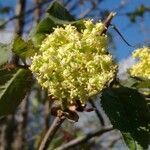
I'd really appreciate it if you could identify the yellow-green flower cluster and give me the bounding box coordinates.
[130,47,150,80]
[30,20,116,102]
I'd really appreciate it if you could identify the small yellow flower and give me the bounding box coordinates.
[30,20,116,102]
[130,47,150,80]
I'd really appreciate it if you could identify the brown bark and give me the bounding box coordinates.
[33,0,41,25]
[1,1,27,149]
[11,0,26,64]
[0,124,5,150]
[44,100,50,131]
[56,126,113,150]
[13,95,29,150]
[1,116,16,150]
[11,1,27,150]
[39,116,66,150]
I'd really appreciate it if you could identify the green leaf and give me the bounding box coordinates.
[30,1,84,47]
[30,17,56,46]
[0,6,12,14]
[127,5,150,23]
[120,77,138,88]
[12,36,36,58]
[101,86,150,149]
[0,43,10,66]
[120,76,150,89]
[0,68,32,117]
[136,80,150,89]
[122,133,143,150]
[46,1,74,21]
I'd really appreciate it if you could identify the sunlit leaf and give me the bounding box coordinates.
[30,1,84,47]
[0,43,11,66]
[46,1,74,21]
[12,36,37,58]
[120,76,150,89]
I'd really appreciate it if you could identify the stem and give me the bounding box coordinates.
[89,99,105,126]
[10,0,27,64]
[0,0,49,28]
[13,94,29,149]
[102,12,116,35]
[110,24,133,47]
[38,115,66,150]
[56,126,113,150]
[33,0,41,25]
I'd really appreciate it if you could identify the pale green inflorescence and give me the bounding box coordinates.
[130,47,150,80]
[30,20,116,102]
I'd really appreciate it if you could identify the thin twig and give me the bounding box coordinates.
[107,137,121,148]
[10,0,26,64]
[89,99,105,126]
[55,126,113,150]
[0,0,49,28]
[102,12,116,35]
[38,115,66,150]
[110,24,134,47]
[103,12,116,28]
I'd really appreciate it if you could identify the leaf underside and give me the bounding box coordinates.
[101,86,150,149]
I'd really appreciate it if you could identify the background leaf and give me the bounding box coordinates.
[0,43,10,66]
[122,133,143,150]
[127,5,150,23]
[12,36,36,58]
[0,68,32,117]
[101,86,150,149]
[30,1,84,47]
[120,76,150,89]
[0,6,12,14]
[46,1,74,21]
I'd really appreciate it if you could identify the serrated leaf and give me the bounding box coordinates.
[0,43,10,66]
[0,68,32,117]
[30,1,84,47]
[12,36,36,58]
[101,87,150,149]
